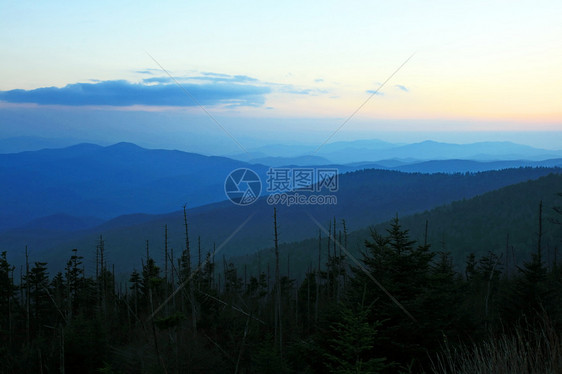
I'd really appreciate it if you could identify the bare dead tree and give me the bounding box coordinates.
[183,204,197,336]
[315,230,321,323]
[273,207,282,356]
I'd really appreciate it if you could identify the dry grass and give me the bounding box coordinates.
[430,316,562,374]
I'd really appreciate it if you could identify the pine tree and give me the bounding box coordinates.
[323,304,389,374]
[65,248,84,315]
[349,216,434,369]
[0,251,16,357]
[142,257,162,299]
[24,261,50,333]
[503,201,559,326]
[129,269,141,316]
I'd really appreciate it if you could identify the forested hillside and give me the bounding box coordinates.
[1,200,561,372]
[236,173,562,280]
[3,166,559,274]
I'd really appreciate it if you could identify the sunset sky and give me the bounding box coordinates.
[1,1,561,152]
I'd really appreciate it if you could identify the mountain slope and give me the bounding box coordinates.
[10,167,559,274]
[234,173,562,280]
[0,142,269,230]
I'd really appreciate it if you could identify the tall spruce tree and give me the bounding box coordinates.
[349,217,435,369]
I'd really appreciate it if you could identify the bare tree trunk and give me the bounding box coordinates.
[505,232,510,280]
[60,325,65,374]
[112,264,116,313]
[170,248,175,309]
[99,235,106,315]
[184,205,197,336]
[149,288,167,374]
[307,264,311,329]
[333,217,338,257]
[538,200,543,263]
[485,254,502,326]
[25,246,30,344]
[198,236,201,270]
[315,230,321,323]
[287,253,290,279]
[295,280,298,327]
[38,348,43,374]
[8,267,13,348]
[273,207,282,356]
[183,205,191,271]
[212,243,216,289]
[342,219,348,290]
[164,225,168,312]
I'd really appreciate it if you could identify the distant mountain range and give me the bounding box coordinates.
[2,140,561,277]
[0,142,270,230]
[231,139,562,164]
[4,141,560,233]
[4,136,561,165]
[0,136,87,153]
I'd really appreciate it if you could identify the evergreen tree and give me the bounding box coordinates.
[503,250,554,325]
[24,262,50,333]
[349,217,435,369]
[465,252,477,281]
[323,304,389,374]
[0,251,16,369]
[129,269,142,316]
[65,248,84,315]
[503,201,559,326]
[142,258,162,298]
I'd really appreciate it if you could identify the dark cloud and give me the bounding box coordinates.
[0,80,271,107]
[395,84,409,92]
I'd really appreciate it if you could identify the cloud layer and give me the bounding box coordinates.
[0,78,271,107]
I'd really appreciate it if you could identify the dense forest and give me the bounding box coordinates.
[1,195,562,373]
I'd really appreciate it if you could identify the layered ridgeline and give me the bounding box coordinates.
[232,139,562,164]
[5,166,560,276]
[235,173,562,280]
[3,140,562,231]
[0,142,270,231]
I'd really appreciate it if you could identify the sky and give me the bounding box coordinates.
[1,0,561,153]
